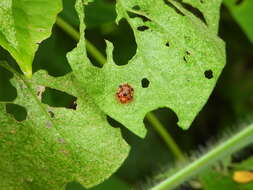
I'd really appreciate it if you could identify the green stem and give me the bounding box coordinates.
[146,113,185,161]
[151,124,253,190]
[55,16,184,161]
[55,17,106,65]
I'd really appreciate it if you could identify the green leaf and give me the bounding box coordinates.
[0,63,129,189]
[0,0,62,77]
[199,156,253,190]
[234,157,253,170]
[67,0,226,137]
[199,169,238,190]
[223,0,253,44]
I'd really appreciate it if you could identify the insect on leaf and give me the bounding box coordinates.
[67,0,226,137]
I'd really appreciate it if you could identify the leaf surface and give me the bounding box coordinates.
[0,63,129,189]
[68,0,226,137]
[0,0,62,77]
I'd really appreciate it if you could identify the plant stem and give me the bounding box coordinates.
[151,124,253,190]
[55,16,184,161]
[146,113,185,161]
[55,17,106,65]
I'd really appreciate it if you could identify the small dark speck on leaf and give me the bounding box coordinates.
[204,70,213,79]
[166,42,170,47]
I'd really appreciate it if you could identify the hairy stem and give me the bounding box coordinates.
[151,123,253,190]
[55,16,184,161]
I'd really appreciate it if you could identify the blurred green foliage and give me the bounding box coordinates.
[0,0,253,189]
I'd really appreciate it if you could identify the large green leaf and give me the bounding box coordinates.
[223,0,253,44]
[0,63,129,189]
[68,0,226,137]
[0,0,62,77]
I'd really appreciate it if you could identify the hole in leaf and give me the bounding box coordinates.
[144,108,186,152]
[85,2,137,67]
[106,115,142,147]
[183,51,191,63]
[132,5,141,10]
[0,66,17,101]
[127,11,151,22]
[163,0,185,16]
[84,0,118,68]
[235,0,244,5]
[183,56,187,63]
[204,70,213,79]
[105,19,137,66]
[141,78,150,88]
[6,104,27,121]
[85,32,106,68]
[42,87,77,110]
[48,111,55,118]
[165,42,170,47]
[33,27,73,76]
[176,0,207,25]
[137,25,149,31]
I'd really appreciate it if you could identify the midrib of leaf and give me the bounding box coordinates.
[0,63,79,166]
[0,62,115,164]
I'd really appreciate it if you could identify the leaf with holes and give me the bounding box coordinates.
[0,62,129,189]
[0,0,62,78]
[67,0,226,137]
[223,0,253,44]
